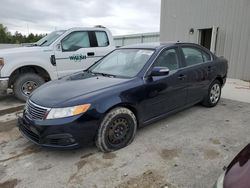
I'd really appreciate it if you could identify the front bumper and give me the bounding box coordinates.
[17,112,100,149]
[0,77,9,95]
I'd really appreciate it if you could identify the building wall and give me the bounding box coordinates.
[114,32,160,47]
[160,0,250,80]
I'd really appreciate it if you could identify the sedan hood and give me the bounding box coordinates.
[224,143,250,188]
[30,73,129,107]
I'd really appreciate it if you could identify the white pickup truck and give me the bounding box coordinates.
[0,26,115,101]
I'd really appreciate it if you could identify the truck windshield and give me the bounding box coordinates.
[89,49,154,78]
[35,30,66,46]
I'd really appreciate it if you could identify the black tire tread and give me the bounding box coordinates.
[202,79,221,107]
[13,73,45,101]
[96,107,137,152]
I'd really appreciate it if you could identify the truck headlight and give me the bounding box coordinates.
[46,104,91,119]
[0,58,4,70]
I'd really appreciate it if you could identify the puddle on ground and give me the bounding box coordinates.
[204,149,220,160]
[160,149,180,160]
[0,179,20,188]
[116,170,175,188]
[102,152,116,160]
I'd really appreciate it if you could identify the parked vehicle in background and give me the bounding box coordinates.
[214,143,250,188]
[0,26,115,101]
[17,42,228,152]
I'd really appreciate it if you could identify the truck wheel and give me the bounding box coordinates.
[96,107,137,152]
[13,73,45,101]
[202,80,221,107]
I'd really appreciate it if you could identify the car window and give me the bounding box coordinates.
[154,48,179,71]
[89,49,154,78]
[202,51,212,62]
[95,31,109,47]
[182,47,211,66]
[61,31,90,51]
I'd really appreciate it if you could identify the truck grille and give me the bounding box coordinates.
[25,100,50,120]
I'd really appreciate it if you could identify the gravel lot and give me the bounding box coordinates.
[0,96,250,188]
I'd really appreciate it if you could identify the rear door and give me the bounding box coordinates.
[179,45,214,104]
[142,47,188,121]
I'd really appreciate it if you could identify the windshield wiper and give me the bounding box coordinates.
[91,71,116,78]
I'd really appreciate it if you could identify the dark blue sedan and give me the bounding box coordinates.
[17,42,228,152]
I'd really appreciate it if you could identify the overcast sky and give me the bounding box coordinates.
[0,0,161,36]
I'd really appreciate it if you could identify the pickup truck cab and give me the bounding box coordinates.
[0,26,115,101]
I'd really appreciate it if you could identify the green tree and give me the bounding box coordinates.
[0,24,46,44]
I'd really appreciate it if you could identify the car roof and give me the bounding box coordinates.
[120,42,202,50]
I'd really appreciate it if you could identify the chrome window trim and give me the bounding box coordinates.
[28,100,51,111]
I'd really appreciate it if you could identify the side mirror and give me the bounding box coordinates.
[56,43,61,51]
[150,67,170,77]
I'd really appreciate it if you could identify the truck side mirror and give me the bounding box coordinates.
[56,43,61,51]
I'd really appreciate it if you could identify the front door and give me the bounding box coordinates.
[142,47,188,121]
[54,31,98,78]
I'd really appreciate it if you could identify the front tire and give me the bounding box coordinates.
[96,107,137,152]
[202,80,221,107]
[13,73,45,101]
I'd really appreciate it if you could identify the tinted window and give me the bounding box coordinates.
[182,47,211,66]
[95,31,109,47]
[154,49,179,71]
[62,31,90,51]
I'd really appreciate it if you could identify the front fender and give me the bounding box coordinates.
[2,57,57,80]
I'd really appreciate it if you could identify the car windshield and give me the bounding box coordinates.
[35,30,66,46]
[89,49,154,78]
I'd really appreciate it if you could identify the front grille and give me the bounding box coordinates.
[25,100,50,120]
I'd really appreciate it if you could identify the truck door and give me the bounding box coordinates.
[54,30,114,78]
[53,31,95,78]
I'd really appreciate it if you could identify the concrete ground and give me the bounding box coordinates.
[0,79,250,188]
[221,78,250,103]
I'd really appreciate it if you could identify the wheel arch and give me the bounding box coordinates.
[9,65,51,87]
[215,76,223,86]
[104,102,140,127]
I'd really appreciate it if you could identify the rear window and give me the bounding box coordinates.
[182,47,211,66]
[95,31,109,47]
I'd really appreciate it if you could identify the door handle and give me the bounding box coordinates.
[207,66,213,72]
[87,52,95,56]
[178,74,187,80]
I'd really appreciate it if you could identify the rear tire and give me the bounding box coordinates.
[13,73,45,102]
[202,80,221,107]
[96,107,137,152]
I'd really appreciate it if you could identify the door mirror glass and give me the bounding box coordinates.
[151,67,170,77]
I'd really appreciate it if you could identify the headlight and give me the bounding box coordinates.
[0,58,4,70]
[46,104,91,119]
[214,171,225,188]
